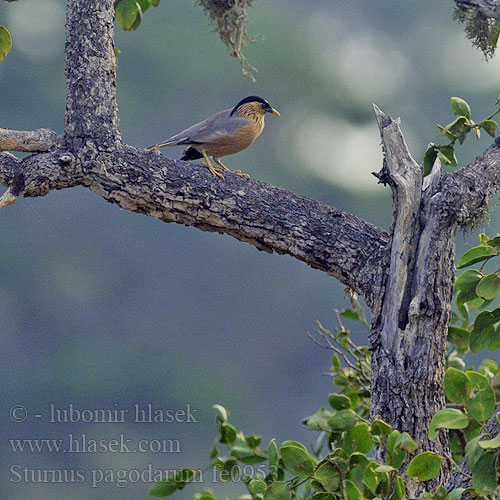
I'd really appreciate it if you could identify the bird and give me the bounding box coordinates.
[146,96,280,179]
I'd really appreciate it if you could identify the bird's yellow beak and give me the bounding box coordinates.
[271,108,281,116]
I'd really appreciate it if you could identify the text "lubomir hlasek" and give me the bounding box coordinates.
[48,404,198,423]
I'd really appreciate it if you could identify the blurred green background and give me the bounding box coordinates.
[1,0,500,498]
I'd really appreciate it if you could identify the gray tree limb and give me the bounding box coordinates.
[0,128,59,152]
[0,144,389,304]
[370,108,458,494]
[454,0,500,19]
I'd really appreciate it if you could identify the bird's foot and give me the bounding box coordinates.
[213,159,231,171]
[234,169,250,178]
[201,159,225,179]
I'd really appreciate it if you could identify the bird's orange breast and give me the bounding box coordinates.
[203,118,265,158]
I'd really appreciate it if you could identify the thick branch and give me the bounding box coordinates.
[440,140,500,225]
[0,128,59,152]
[64,0,120,145]
[370,108,453,493]
[372,104,422,352]
[0,152,20,185]
[0,145,389,304]
[455,0,500,18]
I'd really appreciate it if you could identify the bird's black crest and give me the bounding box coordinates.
[230,96,271,116]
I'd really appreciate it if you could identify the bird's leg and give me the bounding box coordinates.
[213,158,231,171]
[201,151,224,179]
[214,158,250,178]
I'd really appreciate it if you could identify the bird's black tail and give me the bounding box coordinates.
[180,147,203,161]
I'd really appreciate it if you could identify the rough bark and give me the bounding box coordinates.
[0,145,388,304]
[370,107,457,494]
[454,0,500,19]
[1,0,500,494]
[0,128,59,152]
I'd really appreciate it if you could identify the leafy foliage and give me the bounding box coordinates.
[422,97,499,176]
[114,0,160,31]
[147,263,500,499]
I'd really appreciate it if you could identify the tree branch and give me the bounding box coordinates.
[440,139,500,225]
[64,0,120,145]
[372,104,422,353]
[0,143,389,303]
[0,128,59,152]
[454,0,500,19]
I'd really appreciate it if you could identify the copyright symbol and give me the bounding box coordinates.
[10,405,27,422]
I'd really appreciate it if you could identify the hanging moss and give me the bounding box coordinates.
[454,5,500,59]
[196,0,258,81]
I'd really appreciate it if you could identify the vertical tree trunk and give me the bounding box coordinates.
[65,0,120,149]
[370,107,456,493]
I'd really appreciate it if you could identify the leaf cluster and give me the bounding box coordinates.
[423,98,499,176]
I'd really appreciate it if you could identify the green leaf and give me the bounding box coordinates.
[470,325,495,353]
[456,290,479,309]
[423,143,439,177]
[455,269,483,293]
[394,432,418,452]
[362,461,379,493]
[457,245,498,268]
[114,0,139,30]
[444,367,472,403]
[340,308,360,321]
[481,119,498,138]
[212,404,229,423]
[345,480,362,500]
[371,419,392,436]
[328,393,351,410]
[447,326,470,353]
[248,479,267,495]
[313,461,341,492]
[267,439,279,465]
[479,433,500,449]
[471,450,499,495]
[302,408,334,430]
[488,325,500,350]
[193,491,217,500]
[429,408,469,440]
[393,475,406,500]
[406,451,443,481]
[374,465,395,473]
[220,423,237,444]
[328,409,357,431]
[149,479,178,497]
[476,273,500,300]
[448,488,466,500]
[437,145,457,167]
[344,423,374,455]
[331,353,341,371]
[280,441,317,477]
[0,26,12,62]
[150,0,160,5]
[451,97,471,119]
[485,234,500,247]
[137,0,150,12]
[466,386,496,423]
[263,481,292,500]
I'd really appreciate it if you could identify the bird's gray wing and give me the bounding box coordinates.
[161,109,251,146]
